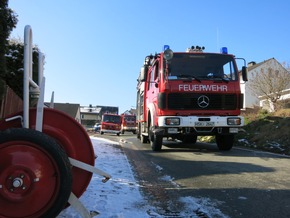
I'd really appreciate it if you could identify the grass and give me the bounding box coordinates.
[198,108,290,155]
[235,108,290,155]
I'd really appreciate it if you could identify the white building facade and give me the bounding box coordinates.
[241,58,290,110]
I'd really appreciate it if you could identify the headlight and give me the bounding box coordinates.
[165,118,180,125]
[227,118,241,125]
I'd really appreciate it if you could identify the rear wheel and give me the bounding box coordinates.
[137,124,141,139]
[138,123,148,143]
[0,128,72,218]
[141,134,148,143]
[216,134,234,151]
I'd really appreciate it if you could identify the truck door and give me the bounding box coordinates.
[146,62,159,124]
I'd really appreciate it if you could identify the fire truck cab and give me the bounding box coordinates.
[121,114,137,134]
[100,113,122,136]
[136,45,248,151]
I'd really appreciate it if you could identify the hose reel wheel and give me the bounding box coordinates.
[0,128,72,218]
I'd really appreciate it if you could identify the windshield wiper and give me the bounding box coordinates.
[212,75,229,83]
[178,74,201,83]
[206,73,229,83]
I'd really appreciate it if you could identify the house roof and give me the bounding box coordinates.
[45,102,80,118]
[248,57,290,87]
[122,109,137,115]
[247,58,275,71]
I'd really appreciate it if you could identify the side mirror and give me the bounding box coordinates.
[139,66,148,82]
[242,66,248,82]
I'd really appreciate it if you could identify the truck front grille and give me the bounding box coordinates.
[167,93,237,110]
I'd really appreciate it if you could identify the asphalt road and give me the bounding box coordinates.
[95,133,290,218]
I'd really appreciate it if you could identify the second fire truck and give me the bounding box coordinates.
[100,113,122,136]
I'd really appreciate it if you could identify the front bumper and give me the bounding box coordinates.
[101,129,121,134]
[158,115,244,135]
[122,127,137,131]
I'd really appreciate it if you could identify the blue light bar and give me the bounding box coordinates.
[163,45,170,51]
[221,47,228,54]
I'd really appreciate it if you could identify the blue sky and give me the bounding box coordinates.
[9,0,290,113]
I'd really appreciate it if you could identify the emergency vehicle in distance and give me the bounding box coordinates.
[120,113,137,134]
[136,45,248,151]
[100,113,122,136]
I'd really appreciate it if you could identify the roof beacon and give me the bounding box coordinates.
[221,47,228,54]
[163,45,170,51]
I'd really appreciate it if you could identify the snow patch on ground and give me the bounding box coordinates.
[180,197,229,218]
[58,137,229,218]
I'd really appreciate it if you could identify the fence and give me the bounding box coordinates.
[0,85,23,119]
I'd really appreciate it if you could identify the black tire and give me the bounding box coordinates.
[150,134,163,151]
[141,134,148,143]
[149,126,163,151]
[137,123,141,139]
[216,134,234,151]
[101,131,104,135]
[0,128,72,218]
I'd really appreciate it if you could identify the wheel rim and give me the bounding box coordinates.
[0,141,61,217]
[0,108,95,200]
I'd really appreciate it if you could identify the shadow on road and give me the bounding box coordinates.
[119,136,290,218]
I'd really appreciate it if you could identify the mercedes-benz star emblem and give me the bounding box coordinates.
[197,95,210,108]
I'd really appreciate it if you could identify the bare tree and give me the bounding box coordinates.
[281,61,290,72]
[248,66,290,111]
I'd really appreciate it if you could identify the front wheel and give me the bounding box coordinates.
[149,126,163,151]
[216,134,234,151]
[150,135,163,151]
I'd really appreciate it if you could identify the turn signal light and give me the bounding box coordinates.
[165,118,180,125]
[227,118,241,125]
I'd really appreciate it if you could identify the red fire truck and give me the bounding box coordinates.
[100,113,122,136]
[121,113,137,134]
[136,45,248,151]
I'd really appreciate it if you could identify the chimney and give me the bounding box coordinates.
[248,61,256,67]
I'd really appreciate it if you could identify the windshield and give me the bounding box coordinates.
[166,53,238,81]
[102,115,121,123]
[124,116,136,122]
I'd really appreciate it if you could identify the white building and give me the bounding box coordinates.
[240,58,290,110]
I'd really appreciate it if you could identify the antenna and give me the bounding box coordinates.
[216,27,219,52]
